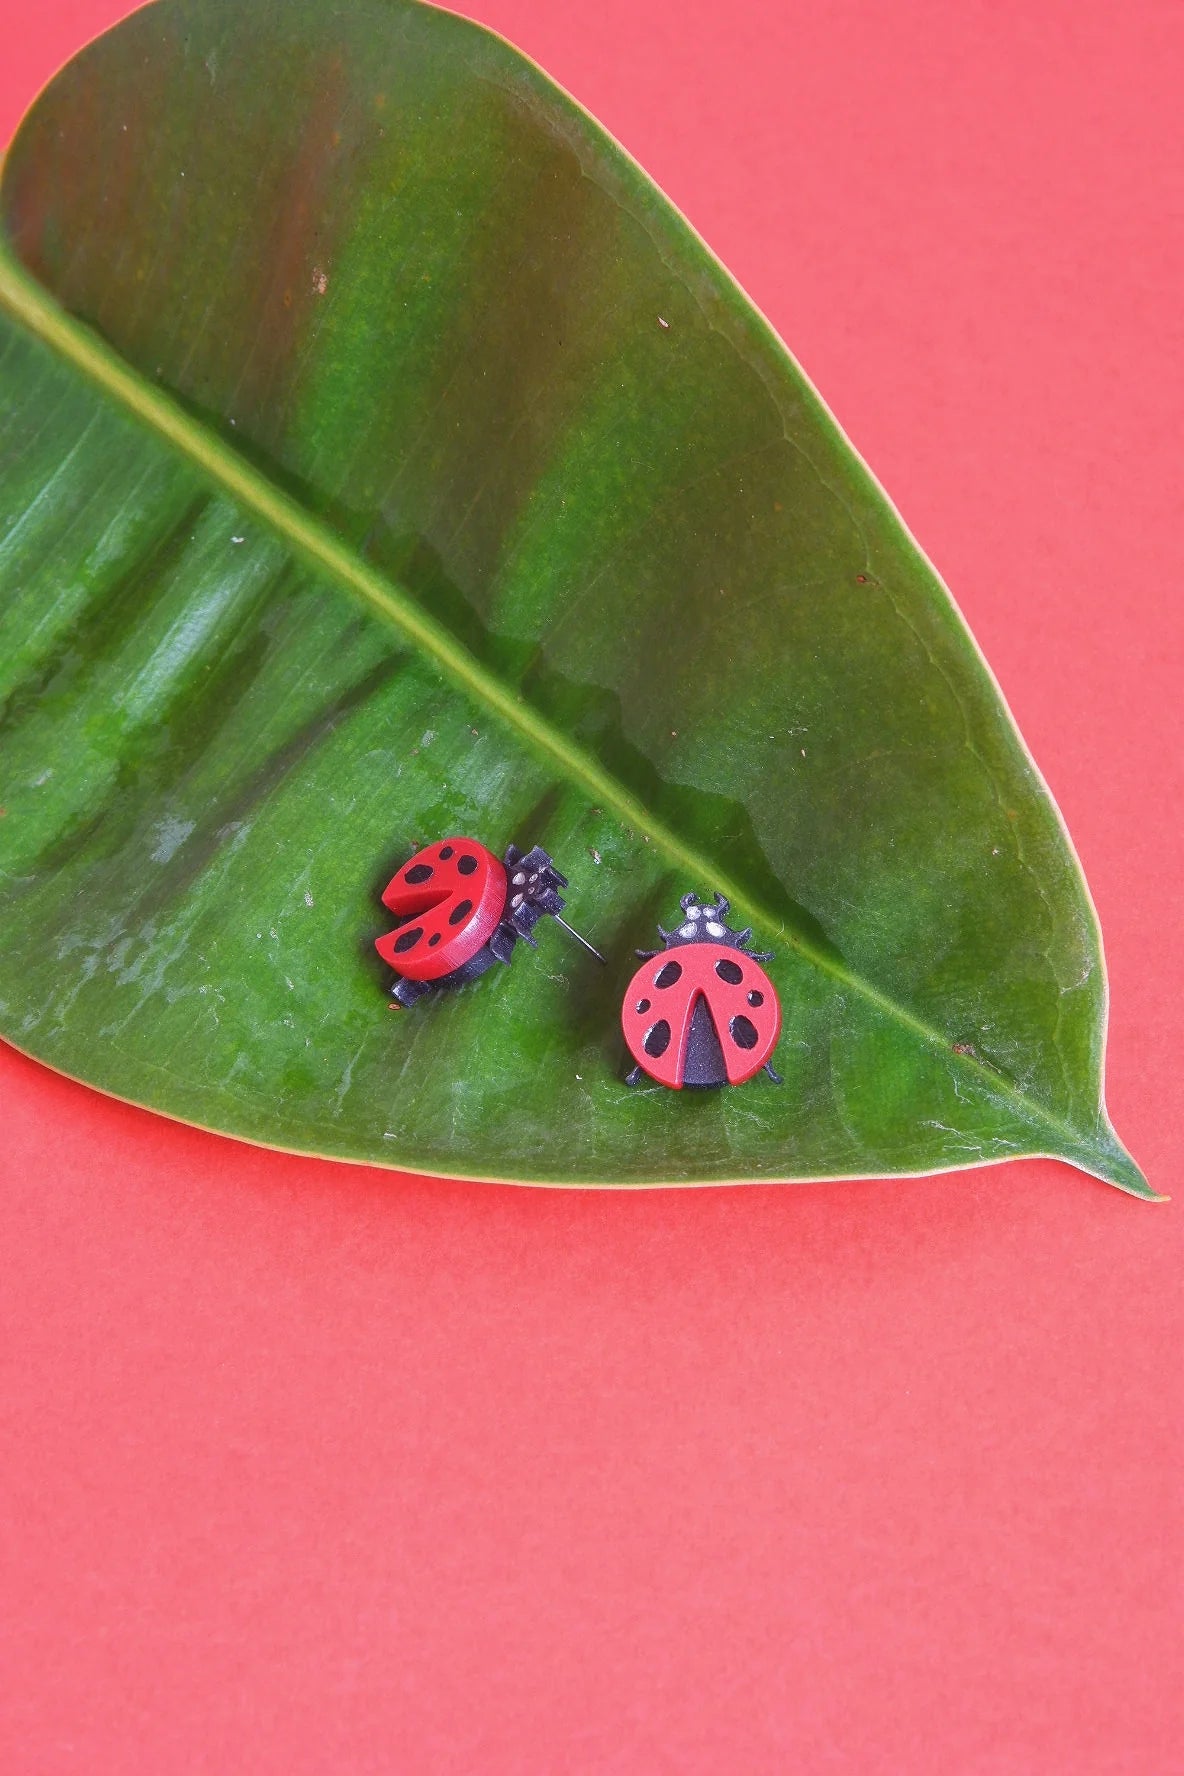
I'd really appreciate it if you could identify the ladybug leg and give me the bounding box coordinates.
[634,948,660,960]
[390,975,433,1009]
[489,922,518,964]
[763,1061,783,1084]
[624,1063,645,1087]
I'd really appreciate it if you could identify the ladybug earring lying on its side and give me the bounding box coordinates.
[621,893,782,1089]
[376,837,604,1008]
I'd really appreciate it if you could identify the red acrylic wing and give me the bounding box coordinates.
[375,839,506,981]
[621,943,781,1087]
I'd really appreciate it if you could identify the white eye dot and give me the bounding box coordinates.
[685,905,702,919]
[512,872,526,885]
[705,921,726,937]
[678,922,698,939]
[511,893,524,908]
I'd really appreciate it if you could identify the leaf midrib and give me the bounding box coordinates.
[0,243,1138,1187]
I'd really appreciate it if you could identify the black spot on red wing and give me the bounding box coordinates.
[457,854,478,876]
[730,1014,759,1050]
[715,958,743,985]
[448,898,474,926]
[644,1020,671,1058]
[748,989,764,1006]
[393,927,422,953]
[439,845,454,859]
[404,863,433,884]
[429,933,441,947]
[654,960,682,989]
[635,998,651,1014]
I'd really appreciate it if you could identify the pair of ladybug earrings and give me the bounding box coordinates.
[376,836,782,1090]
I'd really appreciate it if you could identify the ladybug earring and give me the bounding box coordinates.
[376,837,604,1008]
[621,893,782,1089]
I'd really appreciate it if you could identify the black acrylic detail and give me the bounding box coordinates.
[390,974,432,1008]
[682,996,726,1088]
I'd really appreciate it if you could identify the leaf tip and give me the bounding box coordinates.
[1070,1124,1160,1201]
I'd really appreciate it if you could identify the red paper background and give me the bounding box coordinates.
[2,2,1181,1770]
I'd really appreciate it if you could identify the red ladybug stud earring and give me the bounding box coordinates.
[622,893,782,1088]
[376,838,604,1008]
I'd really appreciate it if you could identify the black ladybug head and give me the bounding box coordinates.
[648,893,774,966]
[659,892,749,950]
[503,843,567,940]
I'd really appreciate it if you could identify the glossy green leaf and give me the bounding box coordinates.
[0,0,1149,1192]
